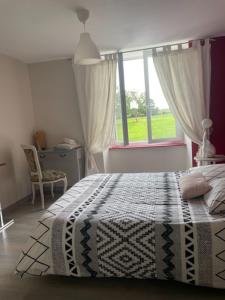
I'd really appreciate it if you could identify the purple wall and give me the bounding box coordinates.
[210,36,225,154]
[192,36,225,165]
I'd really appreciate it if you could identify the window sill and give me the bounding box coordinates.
[110,140,186,150]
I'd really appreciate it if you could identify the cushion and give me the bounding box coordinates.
[190,164,225,182]
[31,169,66,182]
[204,178,225,214]
[179,173,211,199]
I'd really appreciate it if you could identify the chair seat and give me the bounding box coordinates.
[31,169,66,182]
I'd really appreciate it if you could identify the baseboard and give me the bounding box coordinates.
[2,186,69,215]
[3,194,32,214]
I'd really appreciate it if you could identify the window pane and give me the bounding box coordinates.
[115,68,124,144]
[123,53,148,143]
[148,56,176,140]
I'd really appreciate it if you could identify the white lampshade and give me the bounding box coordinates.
[74,32,101,65]
[202,118,213,129]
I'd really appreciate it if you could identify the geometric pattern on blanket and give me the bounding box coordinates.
[16,214,51,277]
[161,223,174,279]
[181,198,196,285]
[94,173,174,279]
[184,222,195,284]
[15,180,94,277]
[64,175,112,277]
[215,227,225,281]
[15,194,72,277]
[15,172,225,289]
[97,213,156,278]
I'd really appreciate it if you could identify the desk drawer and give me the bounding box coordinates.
[38,148,84,186]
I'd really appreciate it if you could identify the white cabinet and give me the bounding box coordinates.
[38,147,85,187]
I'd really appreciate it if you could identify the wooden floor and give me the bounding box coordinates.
[1,195,225,300]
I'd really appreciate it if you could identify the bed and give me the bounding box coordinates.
[16,171,225,289]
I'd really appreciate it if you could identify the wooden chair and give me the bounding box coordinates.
[22,144,67,209]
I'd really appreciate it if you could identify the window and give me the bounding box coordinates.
[115,50,182,145]
[115,68,124,144]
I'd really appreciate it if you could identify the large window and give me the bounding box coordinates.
[115,50,182,145]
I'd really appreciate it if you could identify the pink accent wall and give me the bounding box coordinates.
[210,36,225,154]
[192,142,198,166]
[192,36,225,165]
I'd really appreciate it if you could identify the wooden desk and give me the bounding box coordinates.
[0,163,14,232]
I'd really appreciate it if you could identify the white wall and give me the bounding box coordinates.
[29,58,190,174]
[29,59,83,147]
[0,56,190,209]
[106,146,188,173]
[0,55,34,208]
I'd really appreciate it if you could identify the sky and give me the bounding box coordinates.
[122,56,169,109]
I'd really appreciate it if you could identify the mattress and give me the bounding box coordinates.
[16,172,225,288]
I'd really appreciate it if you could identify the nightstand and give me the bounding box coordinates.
[194,155,225,167]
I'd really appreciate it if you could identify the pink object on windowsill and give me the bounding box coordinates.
[110,140,186,150]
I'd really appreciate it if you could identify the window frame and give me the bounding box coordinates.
[116,50,183,145]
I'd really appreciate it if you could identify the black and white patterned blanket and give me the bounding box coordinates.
[16,173,225,288]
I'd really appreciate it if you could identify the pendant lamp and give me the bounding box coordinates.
[74,8,101,65]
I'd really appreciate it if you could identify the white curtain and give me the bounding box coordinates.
[73,54,117,175]
[152,40,211,145]
[198,39,211,118]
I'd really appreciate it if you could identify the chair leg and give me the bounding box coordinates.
[50,182,54,199]
[31,183,35,205]
[63,177,68,194]
[39,182,45,209]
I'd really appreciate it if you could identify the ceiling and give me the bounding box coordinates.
[0,0,225,63]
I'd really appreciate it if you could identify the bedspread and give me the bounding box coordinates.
[16,172,225,288]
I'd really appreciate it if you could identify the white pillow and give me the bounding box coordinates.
[190,164,225,182]
[204,178,225,214]
[179,173,211,199]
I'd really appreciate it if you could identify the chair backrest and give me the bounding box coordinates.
[21,144,43,181]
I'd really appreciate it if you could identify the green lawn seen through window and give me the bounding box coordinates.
[116,113,176,143]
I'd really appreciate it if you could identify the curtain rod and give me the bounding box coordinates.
[101,37,215,56]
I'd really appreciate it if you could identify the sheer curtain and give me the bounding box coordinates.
[73,54,117,175]
[152,40,211,145]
